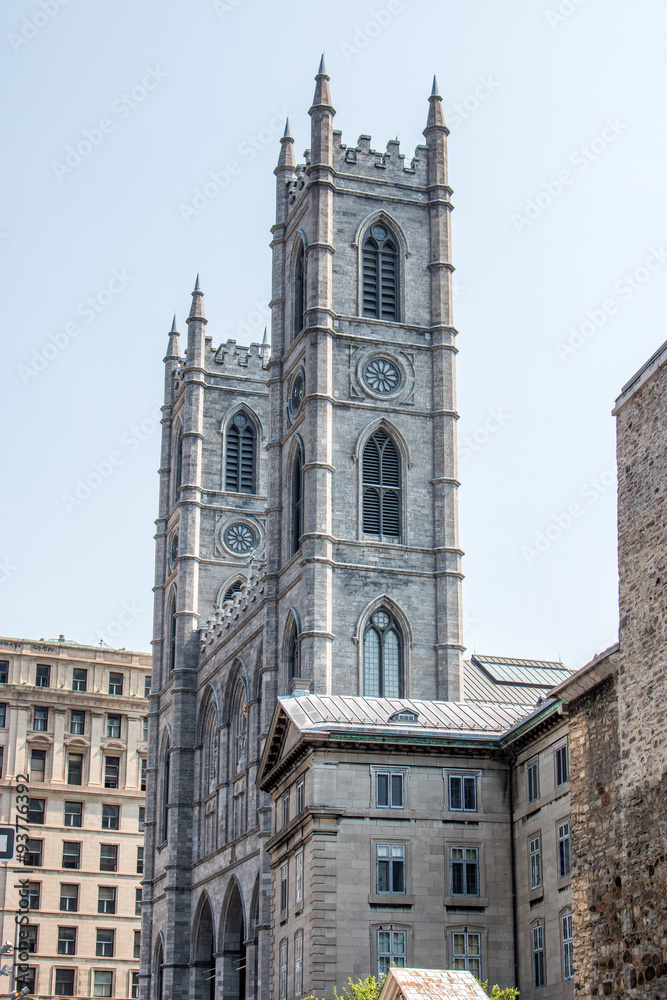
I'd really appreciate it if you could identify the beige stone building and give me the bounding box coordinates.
[0,636,150,999]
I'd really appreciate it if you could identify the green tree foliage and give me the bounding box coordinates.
[476,979,520,1000]
[306,974,386,1000]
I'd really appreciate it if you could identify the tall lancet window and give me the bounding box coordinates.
[225,413,256,493]
[362,225,398,321]
[167,588,177,674]
[294,241,306,338]
[362,430,401,540]
[173,429,183,500]
[288,623,300,680]
[363,609,403,698]
[233,686,247,775]
[291,451,303,555]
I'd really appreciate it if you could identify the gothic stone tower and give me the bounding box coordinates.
[141,61,464,1000]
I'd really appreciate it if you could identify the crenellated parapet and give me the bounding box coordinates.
[199,572,267,646]
[333,131,428,184]
[211,338,270,373]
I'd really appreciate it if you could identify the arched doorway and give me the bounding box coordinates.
[222,880,246,1000]
[193,896,216,1000]
[154,938,164,1000]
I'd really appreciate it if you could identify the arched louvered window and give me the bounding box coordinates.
[294,241,306,338]
[174,429,183,499]
[288,624,300,679]
[161,742,170,842]
[225,413,256,493]
[362,225,398,321]
[363,609,403,698]
[167,588,177,674]
[362,430,401,540]
[223,580,243,604]
[292,451,303,555]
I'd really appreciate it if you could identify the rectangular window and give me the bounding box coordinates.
[533,923,546,988]
[28,798,45,824]
[527,759,540,803]
[556,744,569,786]
[104,756,120,788]
[28,882,41,909]
[98,886,116,914]
[30,749,46,782]
[134,930,141,960]
[70,710,85,735]
[0,745,3,779]
[135,886,142,915]
[36,664,50,688]
[142,716,149,741]
[378,929,406,978]
[145,675,151,697]
[376,771,405,809]
[296,776,304,814]
[140,758,147,792]
[562,913,574,980]
[60,884,79,912]
[0,702,6,727]
[106,714,121,739]
[93,970,113,997]
[452,931,481,980]
[100,844,118,872]
[23,925,38,953]
[279,940,288,1000]
[25,839,43,867]
[138,807,145,832]
[136,846,144,875]
[450,847,479,896]
[62,842,81,870]
[55,968,76,996]
[57,926,76,956]
[558,821,571,877]
[64,801,83,827]
[294,930,303,996]
[295,851,303,907]
[530,836,542,890]
[68,754,83,785]
[72,667,87,692]
[376,844,406,894]
[280,863,288,913]
[102,804,120,830]
[282,792,290,828]
[96,928,115,958]
[33,706,48,732]
[109,671,123,696]
[448,774,477,812]
[131,972,140,999]
[0,661,8,683]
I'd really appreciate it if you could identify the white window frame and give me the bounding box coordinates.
[451,931,481,980]
[280,863,288,914]
[294,930,303,996]
[279,939,288,1000]
[527,757,540,803]
[561,913,574,980]
[295,851,303,907]
[296,776,304,814]
[558,821,571,878]
[374,769,405,809]
[529,835,542,890]
[555,743,569,786]
[446,771,478,812]
[450,846,480,897]
[377,928,407,978]
[376,843,406,895]
[532,923,546,988]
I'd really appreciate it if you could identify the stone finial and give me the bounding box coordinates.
[424,75,448,133]
[188,273,207,322]
[276,117,296,170]
[166,314,181,359]
[310,53,334,112]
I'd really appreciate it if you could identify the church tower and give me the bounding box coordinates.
[142,62,464,1000]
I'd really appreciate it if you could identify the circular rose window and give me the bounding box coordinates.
[362,356,401,395]
[224,523,256,554]
[290,370,304,413]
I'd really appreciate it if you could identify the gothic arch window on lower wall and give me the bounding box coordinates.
[362,225,398,321]
[291,450,303,555]
[362,430,401,540]
[363,608,404,698]
[225,412,257,493]
[223,579,243,604]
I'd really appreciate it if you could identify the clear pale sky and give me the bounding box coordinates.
[3,0,667,669]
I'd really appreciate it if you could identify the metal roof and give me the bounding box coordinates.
[278,694,532,738]
[380,968,488,1000]
[469,653,572,690]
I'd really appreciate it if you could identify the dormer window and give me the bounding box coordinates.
[389,710,418,724]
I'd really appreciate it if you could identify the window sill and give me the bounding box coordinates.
[368,894,414,906]
[443,896,488,908]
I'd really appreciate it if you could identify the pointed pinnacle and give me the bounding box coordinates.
[188,274,207,322]
[277,118,296,171]
[283,117,292,138]
[166,314,181,359]
[318,54,327,77]
[431,75,440,98]
[261,326,268,346]
[311,54,334,112]
[170,314,178,333]
[425,75,447,132]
